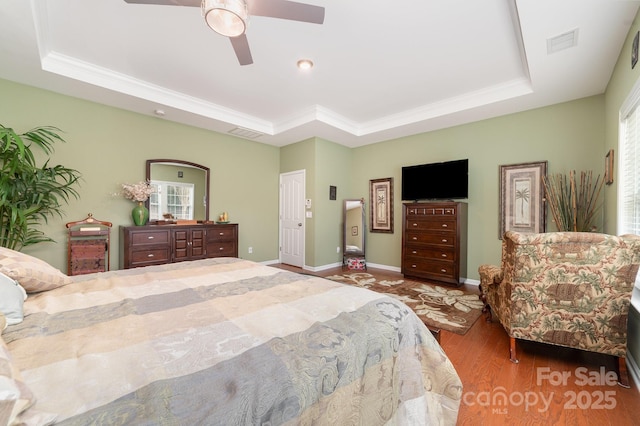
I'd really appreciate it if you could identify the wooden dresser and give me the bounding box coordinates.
[401,202,467,286]
[120,223,238,269]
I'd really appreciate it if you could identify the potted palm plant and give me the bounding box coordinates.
[0,125,81,250]
[542,170,603,232]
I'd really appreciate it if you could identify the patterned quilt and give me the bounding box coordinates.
[4,258,462,425]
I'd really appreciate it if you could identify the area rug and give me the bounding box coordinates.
[325,272,483,335]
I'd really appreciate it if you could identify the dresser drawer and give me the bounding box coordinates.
[405,231,455,246]
[130,248,171,266]
[405,245,456,261]
[207,225,237,242]
[406,206,457,217]
[130,230,170,246]
[405,217,457,232]
[403,259,457,280]
[206,241,237,257]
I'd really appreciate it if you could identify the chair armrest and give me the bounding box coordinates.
[478,265,503,291]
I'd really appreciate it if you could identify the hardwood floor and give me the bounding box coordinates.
[273,264,640,425]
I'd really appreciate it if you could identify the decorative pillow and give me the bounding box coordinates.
[0,334,36,425]
[0,247,71,293]
[0,272,27,326]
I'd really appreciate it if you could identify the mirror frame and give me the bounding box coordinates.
[145,159,210,222]
[343,198,366,260]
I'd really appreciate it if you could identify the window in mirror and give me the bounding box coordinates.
[146,160,210,222]
[149,181,195,220]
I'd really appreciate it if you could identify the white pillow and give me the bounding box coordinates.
[0,271,27,327]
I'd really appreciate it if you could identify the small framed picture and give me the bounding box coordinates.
[351,225,358,236]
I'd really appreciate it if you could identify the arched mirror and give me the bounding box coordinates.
[146,159,210,222]
[343,199,365,267]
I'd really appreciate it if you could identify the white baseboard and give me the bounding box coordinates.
[264,259,481,287]
[465,278,480,287]
[307,262,342,272]
[364,262,401,272]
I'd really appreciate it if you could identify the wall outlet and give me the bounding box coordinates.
[248,247,253,254]
[337,246,340,253]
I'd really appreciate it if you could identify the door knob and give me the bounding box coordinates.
[298,223,302,226]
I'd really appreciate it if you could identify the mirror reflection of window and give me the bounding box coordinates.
[150,180,195,220]
[147,160,209,221]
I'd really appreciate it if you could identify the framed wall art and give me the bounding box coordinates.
[499,161,547,239]
[329,185,337,200]
[370,177,394,233]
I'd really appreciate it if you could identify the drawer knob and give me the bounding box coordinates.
[412,223,418,227]
[147,254,154,258]
[442,224,448,228]
[441,268,447,273]
[442,239,448,243]
[412,237,417,240]
[441,254,447,258]
[412,250,417,254]
[148,236,154,240]
[219,247,224,251]
[411,264,417,268]
[219,232,225,236]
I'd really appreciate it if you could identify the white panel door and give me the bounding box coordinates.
[280,170,305,267]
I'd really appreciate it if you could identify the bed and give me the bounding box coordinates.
[0,251,462,425]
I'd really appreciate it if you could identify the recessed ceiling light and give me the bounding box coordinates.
[297,59,314,70]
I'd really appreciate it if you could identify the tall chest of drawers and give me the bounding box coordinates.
[120,223,238,269]
[402,202,467,286]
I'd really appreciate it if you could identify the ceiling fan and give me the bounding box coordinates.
[124,0,325,66]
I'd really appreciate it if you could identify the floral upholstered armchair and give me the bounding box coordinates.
[479,231,640,387]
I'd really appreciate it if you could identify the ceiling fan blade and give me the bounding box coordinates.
[230,35,254,66]
[123,0,200,6]
[249,0,325,24]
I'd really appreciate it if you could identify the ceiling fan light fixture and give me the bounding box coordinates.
[202,0,248,38]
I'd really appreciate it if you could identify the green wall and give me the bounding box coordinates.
[0,79,281,271]
[603,8,640,380]
[280,138,315,264]
[279,137,352,268]
[349,96,604,275]
[0,78,607,276]
[604,11,640,235]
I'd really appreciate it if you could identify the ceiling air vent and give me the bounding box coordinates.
[547,28,579,54]
[228,127,264,139]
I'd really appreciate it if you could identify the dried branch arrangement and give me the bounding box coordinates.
[542,170,604,232]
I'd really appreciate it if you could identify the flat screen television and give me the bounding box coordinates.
[401,159,468,201]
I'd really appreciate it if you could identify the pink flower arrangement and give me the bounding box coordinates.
[121,181,154,202]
